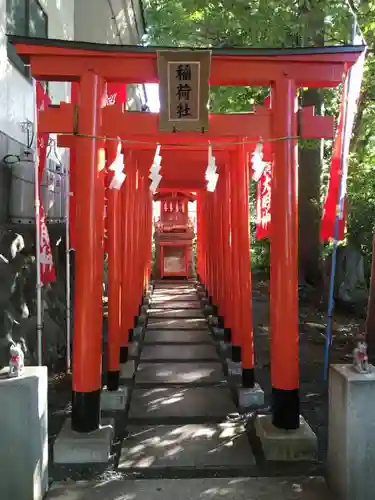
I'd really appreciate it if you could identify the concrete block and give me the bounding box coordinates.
[140,304,148,316]
[143,296,151,306]
[101,386,129,411]
[208,314,219,326]
[238,384,265,409]
[226,359,242,377]
[128,341,140,358]
[0,366,48,500]
[132,326,144,341]
[120,360,136,381]
[327,364,375,500]
[54,418,114,464]
[213,327,225,340]
[219,341,232,357]
[137,313,147,326]
[255,414,318,461]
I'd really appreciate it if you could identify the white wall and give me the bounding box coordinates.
[0,0,74,146]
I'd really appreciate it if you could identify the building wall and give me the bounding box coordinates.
[0,0,146,223]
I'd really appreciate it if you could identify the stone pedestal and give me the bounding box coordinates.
[54,418,114,464]
[238,384,264,409]
[255,414,317,461]
[129,341,140,359]
[0,366,48,500]
[226,359,242,377]
[101,386,129,411]
[328,364,375,500]
[120,360,136,382]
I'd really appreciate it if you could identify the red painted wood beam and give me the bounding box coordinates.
[13,41,362,87]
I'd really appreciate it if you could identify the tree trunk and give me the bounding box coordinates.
[298,89,324,286]
[297,1,325,287]
[366,233,375,362]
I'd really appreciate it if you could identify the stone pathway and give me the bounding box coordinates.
[47,281,332,499]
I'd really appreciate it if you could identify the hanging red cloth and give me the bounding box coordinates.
[36,82,56,284]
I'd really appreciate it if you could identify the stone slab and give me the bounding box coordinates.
[238,384,265,409]
[327,364,375,500]
[140,343,219,361]
[143,329,212,344]
[101,386,129,411]
[53,418,114,464]
[255,414,318,462]
[128,341,140,358]
[129,386,237,420]
[119,360,136,381]
[148,309,204,319]
[46,477,332,500]
[135,362,225,384]
[0,366,48,500]
[147,318,207,330]
[151,294,199,302]
[119,422,255,469]
[226,359,242,376]
[150,301,200,309]
[213,327,225,339]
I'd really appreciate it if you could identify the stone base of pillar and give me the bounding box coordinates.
[208,314,218,326]
[101,386,129,411]
[132,326,145,341]
[238,384,264,410]
[140,304,148,316]
[255,414,317,462]
[225,359,242,377]
[54,418,114,464]
[137,313,147,326]
[143,296,151,306]
[218,341,232,358]
[128,341,140,359]
[119,360,136,382]
[212,326,225,340]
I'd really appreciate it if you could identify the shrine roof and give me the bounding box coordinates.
[8,35,366,60]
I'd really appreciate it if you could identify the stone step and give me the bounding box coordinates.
[135,362,225,385]
[118,422,255,470]
[149,301,200,309]
[151,294,199,302]
[147,309,204,319]
[128,386,237,420]
[147,318,207,330]
[140,344,218,362]
[143,330,212,344]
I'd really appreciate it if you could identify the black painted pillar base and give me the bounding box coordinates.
[107,370,120,391]
[120,346,128,364]
[242,367,255,388]
[71,389,101,433]
[232,345,241,363]
[208,295,213,305]
[224,327,231,343]
[271,387,300,430]
[128,329,134,342]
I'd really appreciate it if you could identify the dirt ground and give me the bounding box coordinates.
[47,278,364,473]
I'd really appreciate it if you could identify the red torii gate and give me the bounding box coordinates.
[10,36,364,436]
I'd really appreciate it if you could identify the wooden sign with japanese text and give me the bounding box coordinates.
[157,50,211,132]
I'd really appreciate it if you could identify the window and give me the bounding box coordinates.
[6,0,48,78]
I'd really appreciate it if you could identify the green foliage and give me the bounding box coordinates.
[143,0,375,268]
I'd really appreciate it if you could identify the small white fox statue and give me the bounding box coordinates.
[8,342,25,378]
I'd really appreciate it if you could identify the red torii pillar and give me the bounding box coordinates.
[71,71,106,432]
[270,77,300,429]
[106,139,124,391]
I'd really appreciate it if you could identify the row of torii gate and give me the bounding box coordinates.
[10,36,364,436]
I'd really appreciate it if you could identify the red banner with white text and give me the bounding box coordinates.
[252,95,272,240]
[321,42,365,242]
[36,82,56,285]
